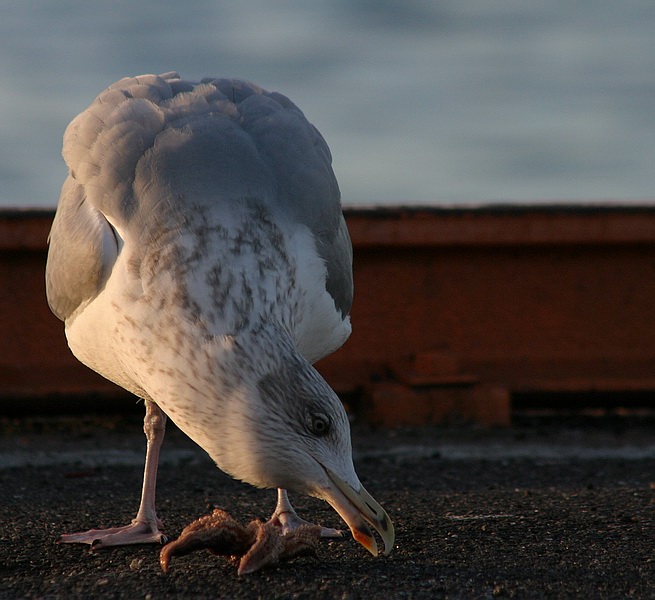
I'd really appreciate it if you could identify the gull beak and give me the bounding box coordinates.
[321,467,395,556]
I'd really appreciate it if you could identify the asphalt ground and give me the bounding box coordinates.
[0,414,653,599]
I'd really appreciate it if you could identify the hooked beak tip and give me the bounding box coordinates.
[323,467,395,557]
[352,524,378,557]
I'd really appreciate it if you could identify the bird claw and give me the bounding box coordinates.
[160,508,322,575]
[267,492,344,538]
[267,511,343,539]
[58,519,167,548]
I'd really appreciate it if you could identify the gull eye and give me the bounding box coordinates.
[308,413,330,436]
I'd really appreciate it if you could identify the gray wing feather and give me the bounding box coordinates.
[318,216,353,318]
[236,85,353,316]
[46,73,352,320]
[46,178,119,320]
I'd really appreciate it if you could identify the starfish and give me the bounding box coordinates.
[160,508,322,576]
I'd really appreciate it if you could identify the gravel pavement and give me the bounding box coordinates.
[1,415,653,599]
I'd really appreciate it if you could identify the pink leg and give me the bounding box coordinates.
[59,400,167,547]
[267,488,343,538]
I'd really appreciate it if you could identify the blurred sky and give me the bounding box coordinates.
[1,0,654,208]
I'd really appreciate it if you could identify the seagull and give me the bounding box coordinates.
[45,72,394,558]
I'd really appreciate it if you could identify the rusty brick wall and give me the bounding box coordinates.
[2,206,655,424]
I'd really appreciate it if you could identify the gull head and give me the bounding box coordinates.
[204,327,395,557]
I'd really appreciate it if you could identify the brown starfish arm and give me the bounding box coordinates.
[280,524,322,560]
[237,522,285,575]
[160,509,254,572]
[237,522,322,575]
